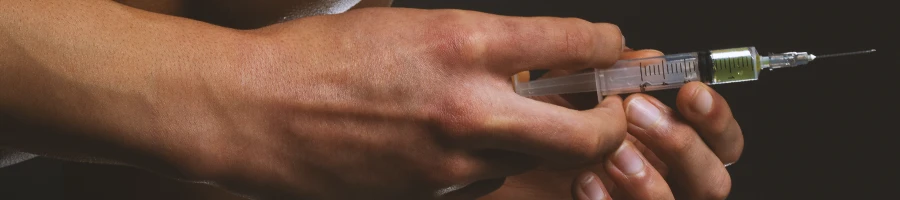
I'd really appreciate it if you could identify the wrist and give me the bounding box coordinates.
[165,29,324,197]
[1,0,282,190]
[139,31,275,182]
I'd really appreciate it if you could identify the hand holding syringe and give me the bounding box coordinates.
[513,47,876,99]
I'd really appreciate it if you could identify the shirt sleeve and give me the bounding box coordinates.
[0,150,37,168]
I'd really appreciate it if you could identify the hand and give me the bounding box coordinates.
[480,49,744,200]
[1,2,628,199]
[181,8,634,200]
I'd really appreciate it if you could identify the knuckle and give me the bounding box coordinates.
[427,11,487,65]
[555,18,597,66]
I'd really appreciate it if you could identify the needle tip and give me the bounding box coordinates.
[815,49,878,59]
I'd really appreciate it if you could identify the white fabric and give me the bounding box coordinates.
[0,150,37,168]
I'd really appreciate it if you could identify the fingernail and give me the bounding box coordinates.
[621,35,626,51]
[611,142,645,175]
[626,97,661,128]
[646,49,665,56]
[693,86,713,115]
[580,173,607,200]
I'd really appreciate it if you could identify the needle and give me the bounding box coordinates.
[815,49,877,59]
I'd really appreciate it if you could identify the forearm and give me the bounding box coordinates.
[0,0,258,179]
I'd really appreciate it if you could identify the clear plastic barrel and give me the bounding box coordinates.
[513,52,701,97]
[513,47,761,99]
[595,52,701,96]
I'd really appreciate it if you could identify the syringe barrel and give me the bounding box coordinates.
[513,47,761,99]
[513,53,704,97]
[595,52,703,96]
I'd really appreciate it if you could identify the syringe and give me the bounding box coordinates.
[513,47,875,99]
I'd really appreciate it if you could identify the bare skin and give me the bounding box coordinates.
[2,0,629,199]
[1,0,743,199]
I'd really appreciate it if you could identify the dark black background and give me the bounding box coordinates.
[2,0,898,199]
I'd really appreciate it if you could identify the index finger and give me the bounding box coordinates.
[482,16,625,75]
[459,94,628,168]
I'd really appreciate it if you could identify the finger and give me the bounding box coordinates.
[572,171,613,200]
[675,82,744,165]
[482,16,624,75]
[464,94,627,168]
[624,94,732,199]
[619,49,664,60]
[625,134,668,177]
[603,141,674,200]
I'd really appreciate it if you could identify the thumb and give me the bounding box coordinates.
[572,171,613,200]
